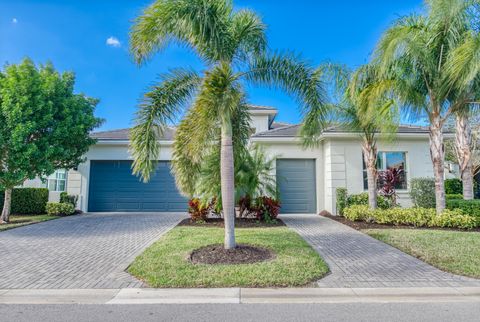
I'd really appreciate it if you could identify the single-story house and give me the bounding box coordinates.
[24,106,448,214]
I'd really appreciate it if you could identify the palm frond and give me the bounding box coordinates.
[130,68,201,182]
[229,9,267,60]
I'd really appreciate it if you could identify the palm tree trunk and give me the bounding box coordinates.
[429,115,446,214]
[362,141,378,209]
[0,188,13,224]
[455,113,474,200]
[220,120,236,249]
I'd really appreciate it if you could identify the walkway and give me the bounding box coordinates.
[0,212,185,289]
[283,214,480,288]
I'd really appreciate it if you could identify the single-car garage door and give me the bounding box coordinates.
[276,159,316,214]
[88,160,187,212]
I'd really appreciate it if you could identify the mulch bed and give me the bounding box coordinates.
[323,213,480,232]
[178,217,285,228]
[190,243,275,265]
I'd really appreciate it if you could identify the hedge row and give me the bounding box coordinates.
[336,188,391,216]
[446,199,480,220]
[0,188,49,214]
[344,205,477,229]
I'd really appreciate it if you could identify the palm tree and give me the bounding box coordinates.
[328,64,397,209]
[371,0,480,213]
[129,0,326,249]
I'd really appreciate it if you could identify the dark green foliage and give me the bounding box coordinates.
[0,188,49,215]
[336,188,348,216]
[446,199,480,222]
[59,192,78,207]
[410,178,436,208]
[445,179,463,195]
[347,192,391,210]
[46,202,75,216]
[446,194,463,200]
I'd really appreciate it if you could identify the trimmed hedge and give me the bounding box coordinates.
[46,202,75,216]
[344,205,477,229]
[347,192,391,210]
[0,188,49,214]
[446,194,463,200]
[446,199,480,222]
[410,178,436,208]
[445,178,463,195]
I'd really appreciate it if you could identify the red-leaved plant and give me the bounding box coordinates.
[378,168,404,206]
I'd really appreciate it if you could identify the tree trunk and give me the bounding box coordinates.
[220,121,236,249]
[429,116,446,214]
[455,113,474,200]
[362,141,378,209]
[1,188,13,224]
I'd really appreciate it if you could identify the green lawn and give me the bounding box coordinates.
[128,226,329,288]
[366,229,480,279]
[0,214,59,232]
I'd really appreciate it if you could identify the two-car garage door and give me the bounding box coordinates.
[88,160,187,212]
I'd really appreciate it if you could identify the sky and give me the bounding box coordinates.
[0,0,423,131]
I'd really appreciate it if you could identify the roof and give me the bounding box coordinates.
[91,127,176,141]
[252,124,436,138]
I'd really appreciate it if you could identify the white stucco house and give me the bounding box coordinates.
[25,106,444,215]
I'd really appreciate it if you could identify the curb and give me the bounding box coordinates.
[0,287,479,304]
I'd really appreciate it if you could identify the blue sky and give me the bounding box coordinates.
[0,0,422,131]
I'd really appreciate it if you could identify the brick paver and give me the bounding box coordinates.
[0,212,185,289]
[283,214,480,288]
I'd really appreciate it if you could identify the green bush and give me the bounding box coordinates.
[46,202,75,216]
[445,178,463,195]
[0,188,49,214]
[60,192,78,207]
[446,194,463,200]
[446,199,480,221]
[336,188,348,216]
[343,205,477,229]
[347,193,391,210]
[410,178,436,208]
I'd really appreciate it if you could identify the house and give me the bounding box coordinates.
[33,106,445,214]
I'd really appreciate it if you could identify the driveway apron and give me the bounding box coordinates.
[0,212,185,289]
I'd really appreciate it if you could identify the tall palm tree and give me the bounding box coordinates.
[328,64,397,209]
[371,0,480,213]
[129,0,326,249]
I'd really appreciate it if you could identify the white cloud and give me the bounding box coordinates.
[106,36,121,48]
[12,18,18,24]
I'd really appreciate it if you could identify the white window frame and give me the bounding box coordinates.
[363,151,408,191]
[47,169,67,192]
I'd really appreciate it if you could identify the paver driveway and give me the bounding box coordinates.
[283,214,480,288]
[0,212,185,289]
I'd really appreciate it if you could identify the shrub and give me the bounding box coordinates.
[446,194,463,200]
[445,178,463,195]
[188,198,211,222]
[0,188,49,215]
[347,193,391,210]
[252,196,280,222]
[343,205,477,229]
[429,209,477,229]
[336,188,348,216]
[46,202,75,216]
[410,178,436,208]
[446,199,480,222]
[60,192,78,207]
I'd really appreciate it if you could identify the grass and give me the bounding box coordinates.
[366,229,480,279]
[128,226,329,288]
[0,214,59,232]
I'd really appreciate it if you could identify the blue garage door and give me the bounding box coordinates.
[88,160,187,212]
[276,159,316,214]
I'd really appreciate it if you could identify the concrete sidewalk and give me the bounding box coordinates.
[0,287,479,304]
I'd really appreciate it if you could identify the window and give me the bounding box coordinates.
[47,169,67,192]
[363,152,407,190]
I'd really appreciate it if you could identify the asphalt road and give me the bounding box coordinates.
[1,302,479,322]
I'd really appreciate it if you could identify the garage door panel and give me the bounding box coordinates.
[88,160,187,212]
[276,159,316,214]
